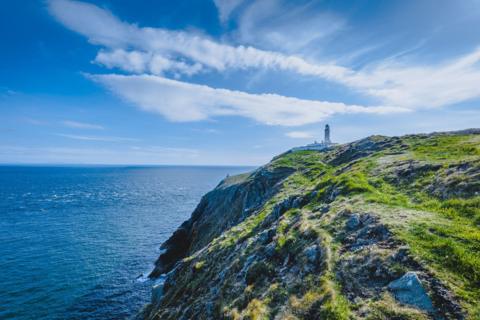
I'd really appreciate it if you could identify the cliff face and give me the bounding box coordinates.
[142,129,480,320]
[149,165,295,278]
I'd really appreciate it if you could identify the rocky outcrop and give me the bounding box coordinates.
[149,165,295,277]
[325,135,405,166]
[427,160,480,199]
[383,160,442,184]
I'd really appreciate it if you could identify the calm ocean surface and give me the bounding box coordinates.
[0,166,252,320]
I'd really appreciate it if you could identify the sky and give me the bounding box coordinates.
[1,0,480,165]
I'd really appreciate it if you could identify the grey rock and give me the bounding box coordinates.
[303,245,320,264]
[357,224,390,242]
[265,242,276,258]
[151,277,166,306]
[241,254,256,275]
[313,204,330,213]
[264,195,303,225]
[210,286,219,297]
[346,214,361,230]
[290,265,301,275]
[328,187,341,201]
[360,213,375,225]
[292,196,303,208]
[303,244,325,273]
[205,301,215,317]
[388,272,434,312]
[258,230,268,243]
[320,205,330,213]
[393,246,410,263]
[218,269,227,282]
[349,239,372,251]
[258,227,276,244]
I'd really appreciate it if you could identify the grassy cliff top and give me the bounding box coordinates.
[144,129,480,320]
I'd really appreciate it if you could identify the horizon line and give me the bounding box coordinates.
[0,162,259,168]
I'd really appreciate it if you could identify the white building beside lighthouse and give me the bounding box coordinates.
[291,124,336,152]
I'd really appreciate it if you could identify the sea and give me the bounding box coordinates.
[0,165,252,320]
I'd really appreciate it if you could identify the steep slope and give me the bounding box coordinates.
[142,129,480,320]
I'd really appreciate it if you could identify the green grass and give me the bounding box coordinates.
[405,134,480,161]
[418,195,480,225]
[366,293,430,320]
[212,205,271,250]
[287,225,350,320]
[284,134,480,318]
[270,150,324,170]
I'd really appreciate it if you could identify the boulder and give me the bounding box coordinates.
[303,244,320,264]
[346,214,361,230]
[388,272,434,312]
[258,227,275,244]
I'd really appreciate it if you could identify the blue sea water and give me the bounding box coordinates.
[0,166,252,320]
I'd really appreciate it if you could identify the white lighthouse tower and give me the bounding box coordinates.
[324,124,331,145]
[290,123,336,152]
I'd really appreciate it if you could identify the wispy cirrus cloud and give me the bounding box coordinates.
[213,0,245,23]
[88,73,407,126]
[341,48,480,109]
[94,49,203,77]
[48,0,480,122]
[233,0,345,54]
[48,0,349,79]
[62,120,104,130]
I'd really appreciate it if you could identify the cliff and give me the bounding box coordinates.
[142,129,480,320]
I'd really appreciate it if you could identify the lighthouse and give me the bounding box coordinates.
[290,123,335,152]
[324,124,331,145]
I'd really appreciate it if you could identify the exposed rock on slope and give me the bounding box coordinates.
[149,166,295,277]
[142,129,480,320]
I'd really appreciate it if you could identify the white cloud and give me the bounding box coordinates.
[95,49,203,76]
[235,0,345,54]
[48,0,132,48]
[285,131,314,139]
[47,0,349,79]
[48,0,480,115]
[344,49,480,108]
[62,120,104,130]
[213,0,245,23]
[57,133,138,142]
[88,73,407,126]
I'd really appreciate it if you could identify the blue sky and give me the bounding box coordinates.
[1,0,480,165]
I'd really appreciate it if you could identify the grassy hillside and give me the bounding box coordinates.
[143,129,479,320]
